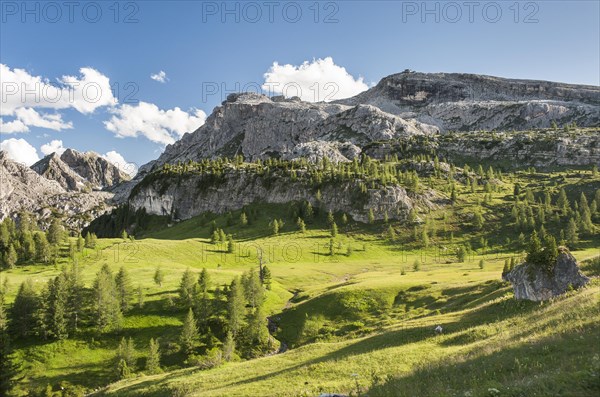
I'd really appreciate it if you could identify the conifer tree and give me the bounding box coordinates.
[240,212,248,226]
[566,217,579,247]
[179,268,196,308]
[153,267,164,287]
[10,279,39,337]
[93,264,123,333]
[261,266,272,291]
[227,277,246,338]
[146,338,161,374]
[115,266,133,313]
[296,217,306,233]
[180,309,199,356]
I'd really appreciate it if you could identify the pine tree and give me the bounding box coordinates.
[121,230,128,240]
[242,268,264,309]
[117,359,131,379]
[146,338,161,374]
[296,217,306,233]
[21,232,36,262]
[137,285,144,309]
[331,222,338,238]
[0,291,20,397]
[473,211,484,230]
[10,279,39,337]
[223,331,235,361]
[270,219,279,235]
[154,267,164,287]
[261,266,272,290]
[244,304,269,356]
[93,264,123,333]
[456,246,467,262]
[526,230,542,265]
[341,213,348,225]
[240,212,248,226]
[76,233,84,253]
[227,277,246,338]
[227,235,235,253]
[47,218,64,245]
[115,266,133,313]
[386,225,396,241]
[368,209,375,224]
[33,232,50,263]
[566,217,579,247]
[84,232,93,249]
[180,309,199,356]
[198,268,210,294]
[4,244,17,269]
[179,268,196,308]
[557,188,569,214]
[326,210,335,226]
[117,337,137,370]
[44,273,69,340]
[479,259,485,269]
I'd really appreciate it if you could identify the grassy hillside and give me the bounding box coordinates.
[1,165,599,397]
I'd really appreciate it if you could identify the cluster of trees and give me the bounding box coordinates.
[8,264,136,341]
[157,153,427,192]
[175,266,274,366]
[0,214,98,269]
[511,187,599,248]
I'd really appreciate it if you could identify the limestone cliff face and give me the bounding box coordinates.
[339,72,599,132]
[363,129,600,169]
[128,169,434,223]
[0,151,112,230]
[31,153,88,191]
[503,249,590,301]
[147,93,438,172]
[60,149,131,189]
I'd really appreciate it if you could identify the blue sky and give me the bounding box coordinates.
[1,0,599,170]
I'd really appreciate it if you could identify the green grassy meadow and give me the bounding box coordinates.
[2,167,599,397]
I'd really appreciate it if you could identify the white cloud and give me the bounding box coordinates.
[0,138,40,166]
[104,101,207,145]
[0,108,72,134]
[150,70,168,83]
[40,139,67,156]
[0,64,116,133]
[0,118,28,133]
[0,64,117,116]
[262,57,368,102]
[102,150,137,177]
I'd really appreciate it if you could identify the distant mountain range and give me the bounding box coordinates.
[1,71,599,228]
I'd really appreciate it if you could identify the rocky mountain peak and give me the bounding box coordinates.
[59,148,131,189]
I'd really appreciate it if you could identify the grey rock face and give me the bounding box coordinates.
[31,153,88,191]
[0,151,114,230]
[503,249,590,301]
[363,129,600,169]
[60,148,131,189]
[338,72,600,132]
[128,169,436,223]
[148,93,438,171]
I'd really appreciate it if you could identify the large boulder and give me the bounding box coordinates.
[503,248,590,301]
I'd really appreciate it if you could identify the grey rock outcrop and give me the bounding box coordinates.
[503,249,590,301]
[147,92,438,171]
[128,169,437,223]
[31,153,88,191]
[339,71,600,132]
[60,149,131,189]
[363,129,600,169]
[0,151,114,230]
